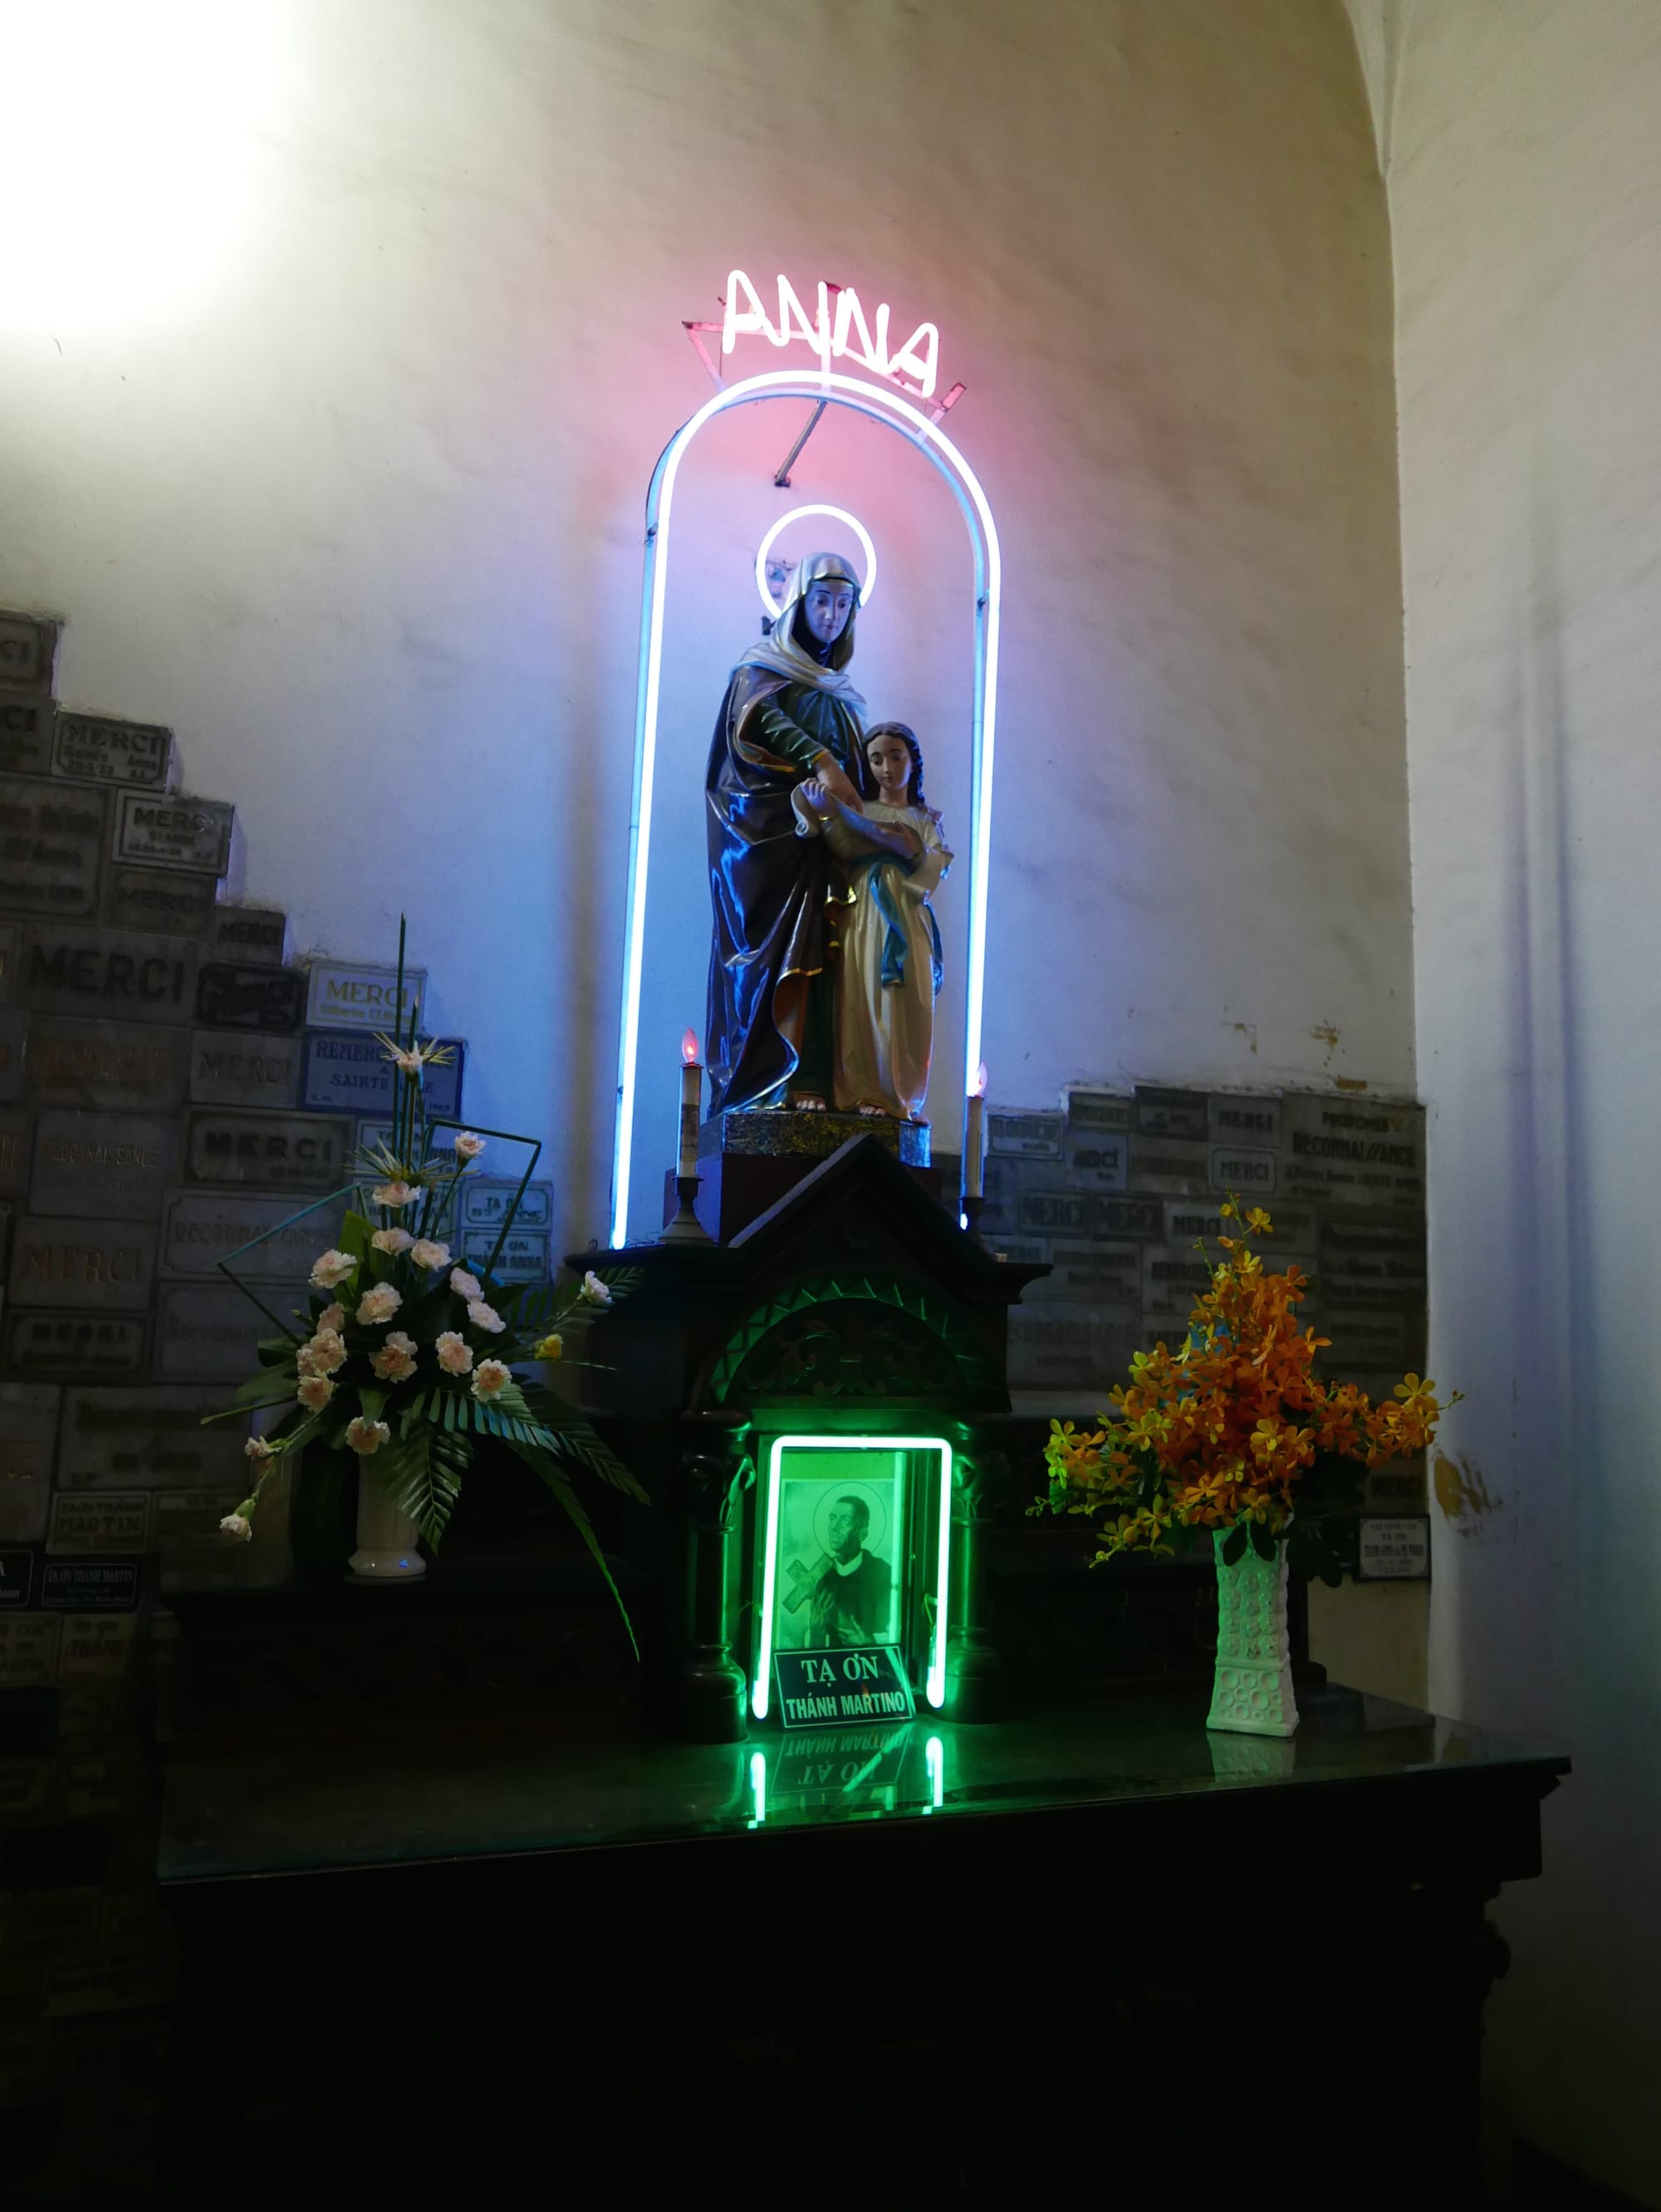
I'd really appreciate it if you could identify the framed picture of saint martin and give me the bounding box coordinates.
[751,1435,953,1722]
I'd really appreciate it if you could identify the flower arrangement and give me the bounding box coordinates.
[1039,1200,1453,1584]
[208,927,644,1641]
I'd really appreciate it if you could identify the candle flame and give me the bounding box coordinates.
[681,1028,701,1066]
[969,1062,987,1098]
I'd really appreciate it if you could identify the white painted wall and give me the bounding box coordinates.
[1388,4,1661,2200]
[0,0,1406,1247]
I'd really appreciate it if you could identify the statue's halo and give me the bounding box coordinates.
[755,503,876,616]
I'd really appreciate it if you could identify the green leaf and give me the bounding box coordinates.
[374,1422,468,1551]
[502,1440,638,1660]
[1249,1517,1276,1563]
[1221,1523,1250,1567]
[340,1210,376,1266]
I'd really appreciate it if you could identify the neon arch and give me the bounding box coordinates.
[611,367,1002,1248]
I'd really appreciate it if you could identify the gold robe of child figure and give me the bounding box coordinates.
[792,720,951,1123]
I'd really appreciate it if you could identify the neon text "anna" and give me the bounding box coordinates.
[721,272,939,400]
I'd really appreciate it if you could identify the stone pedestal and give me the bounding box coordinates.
[664,1108,944,1243]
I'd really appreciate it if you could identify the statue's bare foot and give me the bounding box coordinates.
[789,1091,828,1111]
[856,1101,888,1117]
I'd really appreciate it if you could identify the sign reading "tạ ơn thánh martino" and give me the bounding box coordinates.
[773,1645,915,1729]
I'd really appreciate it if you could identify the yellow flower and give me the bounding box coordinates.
[534,1332,565,1361]
[1245,1207,1272,1236]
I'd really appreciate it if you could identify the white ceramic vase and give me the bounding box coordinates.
[348,1465,426,1580]
[1207,1527,1296,1737]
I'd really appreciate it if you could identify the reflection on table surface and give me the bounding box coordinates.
[159,1684,1566,1886]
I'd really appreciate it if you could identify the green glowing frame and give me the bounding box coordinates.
[752,1433,953,1721]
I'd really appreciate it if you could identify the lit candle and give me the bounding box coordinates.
[965,1062,987,1199]
[679,1028,703,1179]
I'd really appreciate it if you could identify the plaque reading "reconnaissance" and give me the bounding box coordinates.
[0,776,107,917]
[22,1015,191,1112]
[51,712,174,789]
[30,1111,179,1219]
[113,792,234,875]
[161,1189,344,1279]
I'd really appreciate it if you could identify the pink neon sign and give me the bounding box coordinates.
[721,271,940,400]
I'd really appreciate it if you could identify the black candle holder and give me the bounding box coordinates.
[961,1190,986,1243]
[659,1172,715,1244]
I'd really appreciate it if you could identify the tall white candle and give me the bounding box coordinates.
[679,1028,703,1179]
[965,1063,987,1199]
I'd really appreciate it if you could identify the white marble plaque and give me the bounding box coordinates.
[47,1492,151,1555]
[16,925,196,1026]
[51,711,174,788]
[0,776,106,917]
[0,1613,61,1687]
[22,1016,191,1112]
[113,792,233,875]
[161,1189,342,1279]
[0,689,52,777]
[9,1215,158,1309]
[0,1383,60,1542]
[1281,1094,1424,1212]
[0,611,57,689]
[184,1107,353,1191]
[305,959,426,1033]
[57,1385,249,1489]
[187,1028,303,1109]
[155,1281,306,1381]
[30,1111,179,1219]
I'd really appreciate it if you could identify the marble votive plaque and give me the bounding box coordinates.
[458,1177,554,1231]
[208,905,288,966]
[0,777,107,918]
[195,964,306,1034]
[305,959,426,1034]
[56,1384,248,1489]
[113,792,233,875]
[9,1215,159,1310]
[1208,1143,1277,1196]
[187,1028,303,1108]
[0,1109,28,1198]
[47,1492,151,1556]
[0,689,52,777]
[30,1111,179,1219]
[22,1015,191,1112]
[184,1107,353,1192]
[2,1312,149,1383]
[1133,1087,1209,1141]
[15,925,196,1026]
[0,1382,60,1543]
[459,1224,550,1285]
[0,1008,25,1104]
[161,1188,343,1279]
[51,711,173,789]
[104,864,218,936]
[155,1280,303,1381]
[0,612,57,690]
[299,1030,463,1119]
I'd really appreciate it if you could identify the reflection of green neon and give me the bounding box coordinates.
[754,1435,953,1719]
[749,1749,767,1826]
[926,1734,945,1811]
